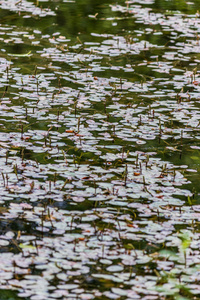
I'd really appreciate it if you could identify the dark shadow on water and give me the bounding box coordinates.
[0,290,27,300]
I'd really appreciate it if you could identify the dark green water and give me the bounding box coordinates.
[0,0,200,299]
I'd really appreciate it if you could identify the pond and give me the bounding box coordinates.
[0,0,200,299]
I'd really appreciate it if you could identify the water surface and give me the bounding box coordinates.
[0,0,200,299]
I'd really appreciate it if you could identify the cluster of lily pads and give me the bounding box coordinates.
[0,0,200,299]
